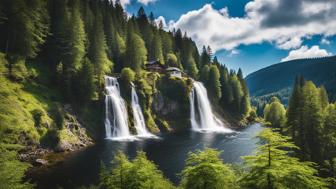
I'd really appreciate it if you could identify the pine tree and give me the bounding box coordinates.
[125,26,147,72]
[1,0,49,58]
[220,66,233,106]
[301,81,324,162]
[230,75,244,113]
[208,65,221,99]
[65,0,86,71]
[77,57,95,103]
[237,68,250,116]
[319,86,329,110]
[150,31,164,64]
[200,46,210,68]
[185,54,198,78]
[199,65,210,86]
[89,10,113,84]
[286,76,303,142]
[322,104,336,181]
[242,128,328,189]
[180,148,238,189]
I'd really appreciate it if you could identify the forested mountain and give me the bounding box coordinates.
[0,0,253,188]
[246,56,336,114]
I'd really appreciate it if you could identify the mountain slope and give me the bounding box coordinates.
[246,56,336,104]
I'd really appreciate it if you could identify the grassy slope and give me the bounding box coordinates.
[0,55,59,145]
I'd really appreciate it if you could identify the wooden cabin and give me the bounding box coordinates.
[145,60,165,73]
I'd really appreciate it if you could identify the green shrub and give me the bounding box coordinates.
[11,58,29,81]
[31,109,44,128]
[121,67,135,83]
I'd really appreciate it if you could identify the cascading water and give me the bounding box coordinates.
[105,76,134,140]
[189,81,232,133]
[131,85,156,138]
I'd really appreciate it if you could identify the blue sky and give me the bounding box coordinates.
[124,0,336,76]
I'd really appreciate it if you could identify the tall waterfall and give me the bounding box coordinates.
[105,76,133,140]
[131,86,155,138]
[189,81,232,133]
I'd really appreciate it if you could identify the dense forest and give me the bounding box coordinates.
[0,0,254,188]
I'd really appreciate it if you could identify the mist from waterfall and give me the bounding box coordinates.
[131,86,156,138]
[189,81,232,133]
[105,76,134,140]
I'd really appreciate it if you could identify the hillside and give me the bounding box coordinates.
[246,56,336,105]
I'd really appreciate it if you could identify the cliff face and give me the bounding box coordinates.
[118,72,193,133]
[153,75,193,131]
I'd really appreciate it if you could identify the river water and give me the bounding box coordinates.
[28,123,263,189]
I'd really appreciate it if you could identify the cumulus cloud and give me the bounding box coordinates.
[137,0,157,5]
[169,0,336,52]
[155,16,167,29]
[281,45,332,62]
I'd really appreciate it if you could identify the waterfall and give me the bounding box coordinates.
[131,86,156,138]
[105,76,134,140]
[189,81,232,133]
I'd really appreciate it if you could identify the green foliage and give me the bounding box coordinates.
[64,0,86,71]
[100,151,176,189]
[185,55,198,78]
[166,53,179,68]
[89,11,113,84]
[77,58,95,103]
[208,65,221,100]
[10,57,29,81]
[121,67,136,83]
[0,0,49,58]
[0,146,34,189]
[263,97,286,129]
[125,31,147,72]
[199,65,210,85]
[150,31,165,65]
[180,148,239,189]
[242,128,328,189]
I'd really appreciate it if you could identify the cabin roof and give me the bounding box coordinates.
[146,59,161,65]
[166,67,182,72]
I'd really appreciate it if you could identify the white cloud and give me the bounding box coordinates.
[155,16,167,29]
[111,0,157,7]
[281,45,332,62]
[137,0,157,5]
[169,0,336,52]
[111,0,130,7]
[228,49,240,57]
[321,38,331,45]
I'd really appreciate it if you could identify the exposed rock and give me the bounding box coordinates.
[34,159,48,166]
[18,147,50,163]
[54,106,93,152]
[153,93,179,116]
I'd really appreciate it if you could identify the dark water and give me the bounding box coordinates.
[28,123,263,189]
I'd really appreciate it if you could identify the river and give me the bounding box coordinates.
[28,123,263,189]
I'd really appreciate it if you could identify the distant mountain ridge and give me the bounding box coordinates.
[246,56,336,103]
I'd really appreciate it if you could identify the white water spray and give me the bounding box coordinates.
[131,86,156,138]
[105,76,135,140]
[189,81,232,133]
